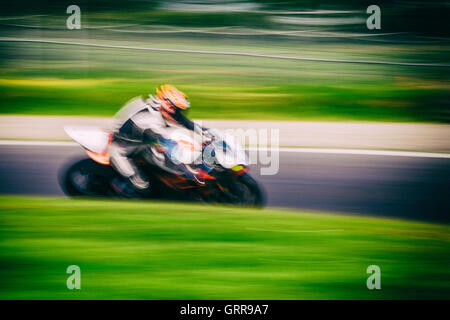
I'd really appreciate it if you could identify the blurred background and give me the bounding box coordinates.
[0,1,450,300]
[0,0,449,122]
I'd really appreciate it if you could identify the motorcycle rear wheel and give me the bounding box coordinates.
[60,158,117,197]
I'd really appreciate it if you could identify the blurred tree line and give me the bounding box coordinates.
[2,1,449,36]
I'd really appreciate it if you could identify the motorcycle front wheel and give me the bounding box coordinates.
[213,173,266,207]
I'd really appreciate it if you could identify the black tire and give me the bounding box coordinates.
[59,158,117,197]
[212,172,266,207]
[236,173,266,207]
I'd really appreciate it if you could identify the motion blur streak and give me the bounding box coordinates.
[0,1,449,301]
[1,37,449,67]
[2,140,450,159]
[0,144,448,222]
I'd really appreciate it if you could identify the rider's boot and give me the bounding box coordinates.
[111,174,150,198]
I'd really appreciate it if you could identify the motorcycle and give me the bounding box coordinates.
[59,124,266,207]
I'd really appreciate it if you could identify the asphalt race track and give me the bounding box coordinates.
[0,144,449,223]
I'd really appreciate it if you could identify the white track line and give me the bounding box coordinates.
[0,140,77,147]
[1,140,449,159]
[1,37,448,67]
[250,147,450,159]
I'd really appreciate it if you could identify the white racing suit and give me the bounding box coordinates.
[109,95,205,192]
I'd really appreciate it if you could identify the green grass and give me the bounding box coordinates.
[0,17,449,123]
[0,196,448,299]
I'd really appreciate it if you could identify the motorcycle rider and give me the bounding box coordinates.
[109,85,211,195]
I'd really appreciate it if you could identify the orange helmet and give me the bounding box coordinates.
[156,85,190,124]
